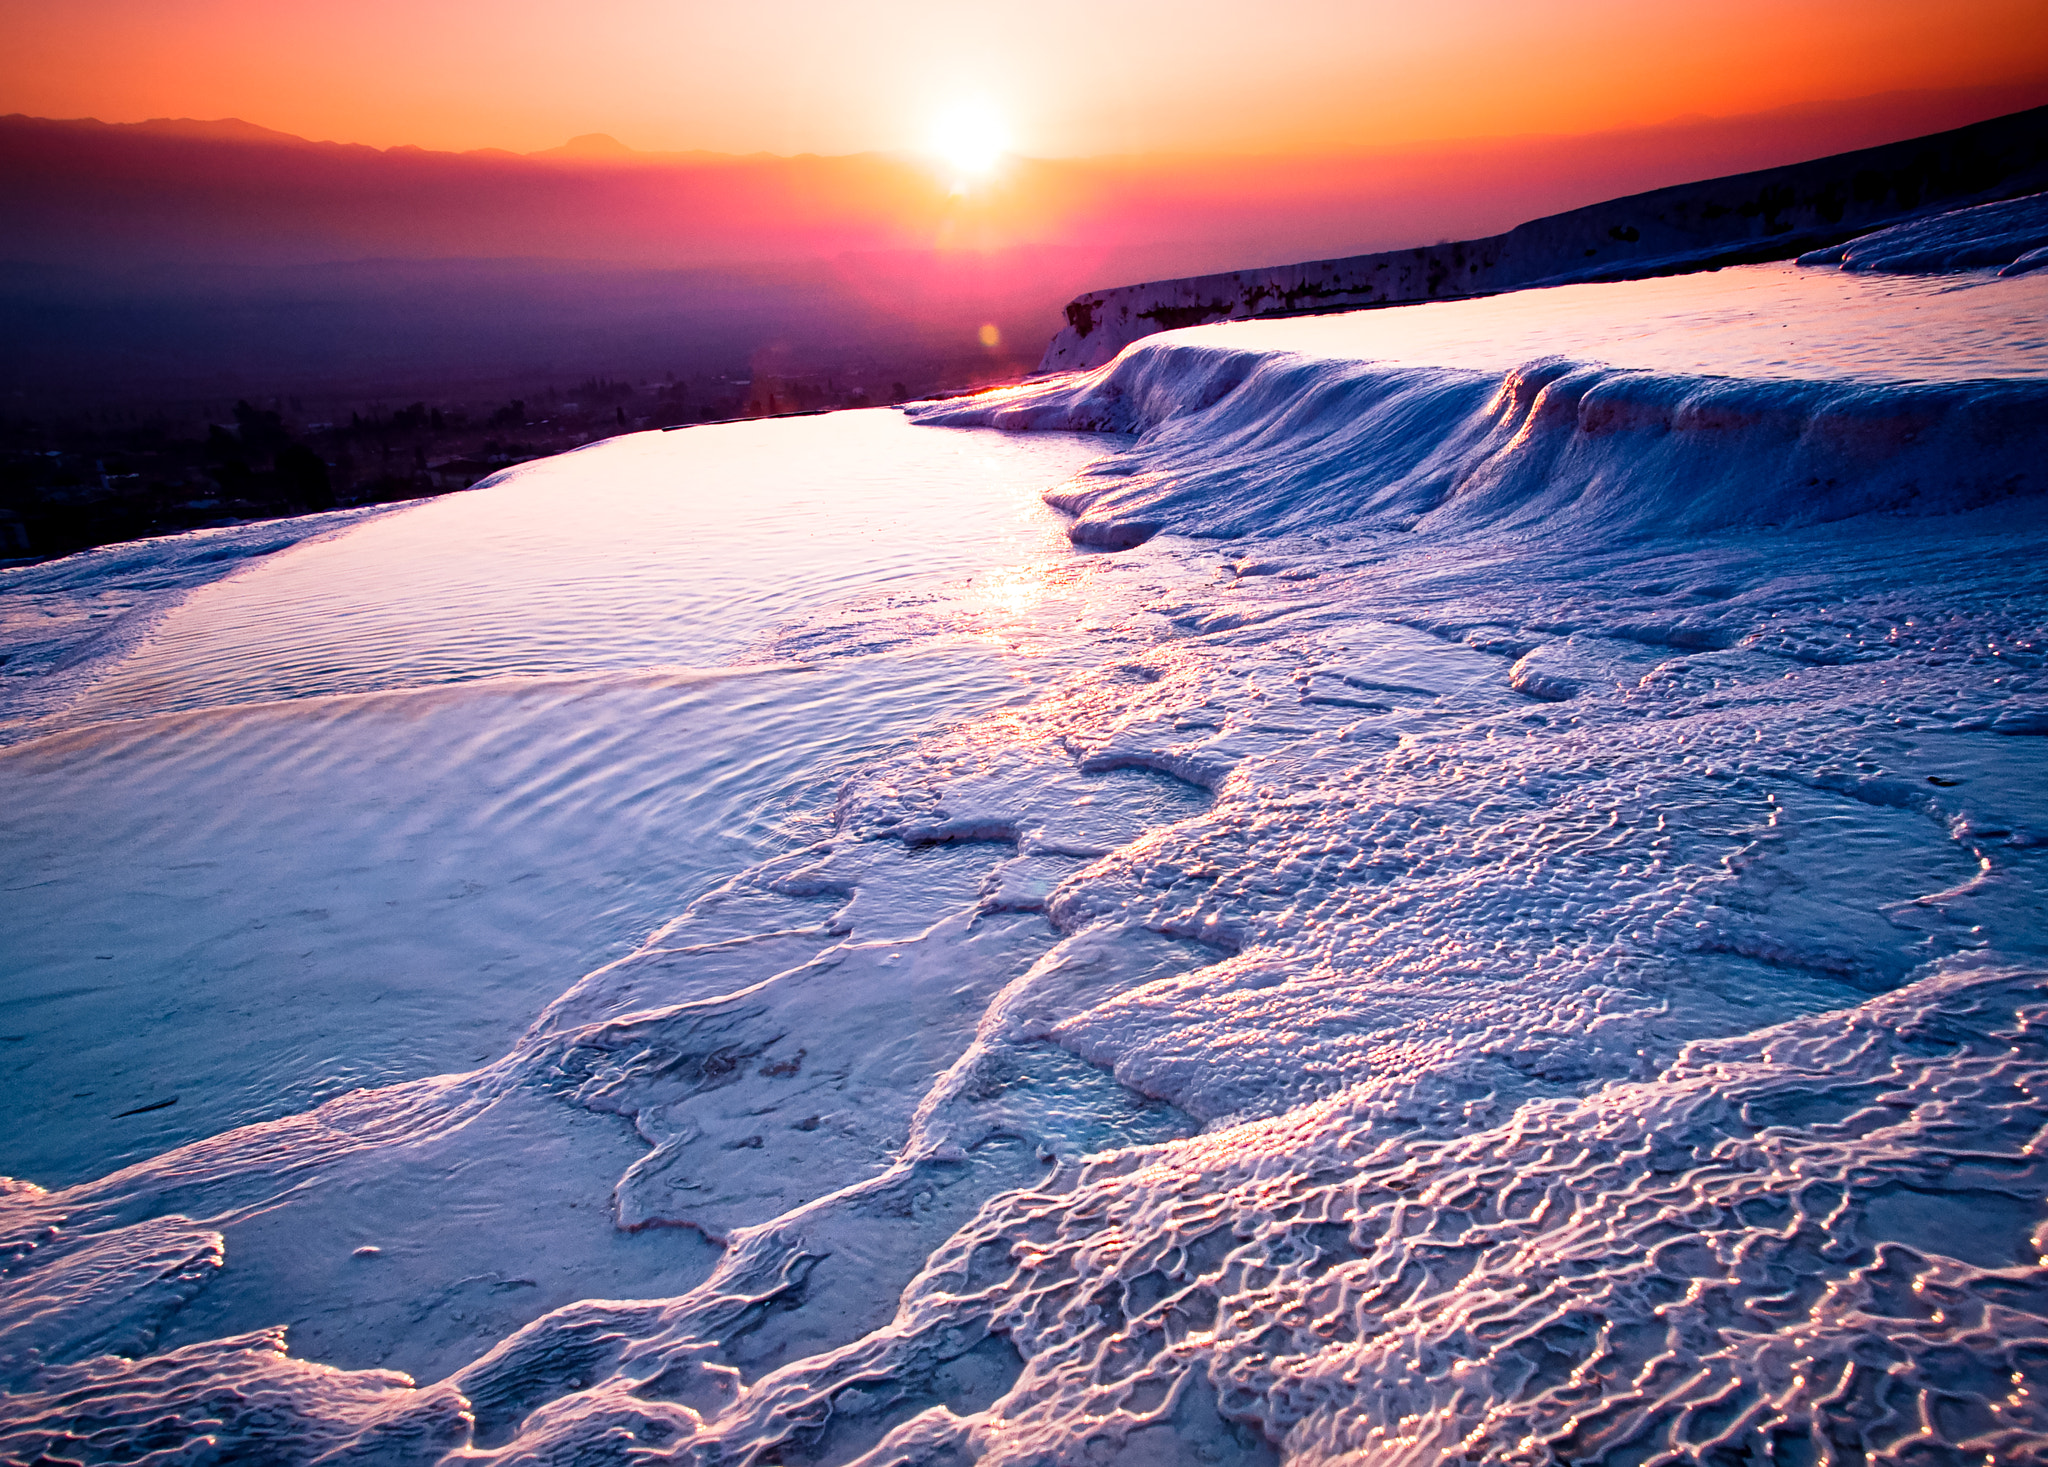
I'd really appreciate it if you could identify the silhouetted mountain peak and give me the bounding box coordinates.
[535,133,636,158]
[129,117,317,147]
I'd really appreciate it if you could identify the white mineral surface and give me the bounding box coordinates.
[3,235,2046,1465]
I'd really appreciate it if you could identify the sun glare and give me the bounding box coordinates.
[929,99,1009,180]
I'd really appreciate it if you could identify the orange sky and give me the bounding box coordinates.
[5,0,2047,158]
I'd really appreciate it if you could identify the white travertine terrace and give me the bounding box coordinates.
[3,199,2046,1465]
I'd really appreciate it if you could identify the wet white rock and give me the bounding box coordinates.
[1799,188,2048,275]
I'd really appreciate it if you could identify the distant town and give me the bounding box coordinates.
[0,353,1027,562]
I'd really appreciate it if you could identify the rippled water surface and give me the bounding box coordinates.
[1,413,1116,1181]
[66,412,1112,722]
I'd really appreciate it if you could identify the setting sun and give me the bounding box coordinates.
[928,97,1009,179]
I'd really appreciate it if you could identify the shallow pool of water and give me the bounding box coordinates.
[63,412,1112,722]
[1179,260,2048,380]
[0,413,1117,1183]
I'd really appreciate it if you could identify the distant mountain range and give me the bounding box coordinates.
[10,79,2048,273]
[4,77,2045,400]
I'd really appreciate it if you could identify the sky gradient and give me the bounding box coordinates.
[7,0,2048,158]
